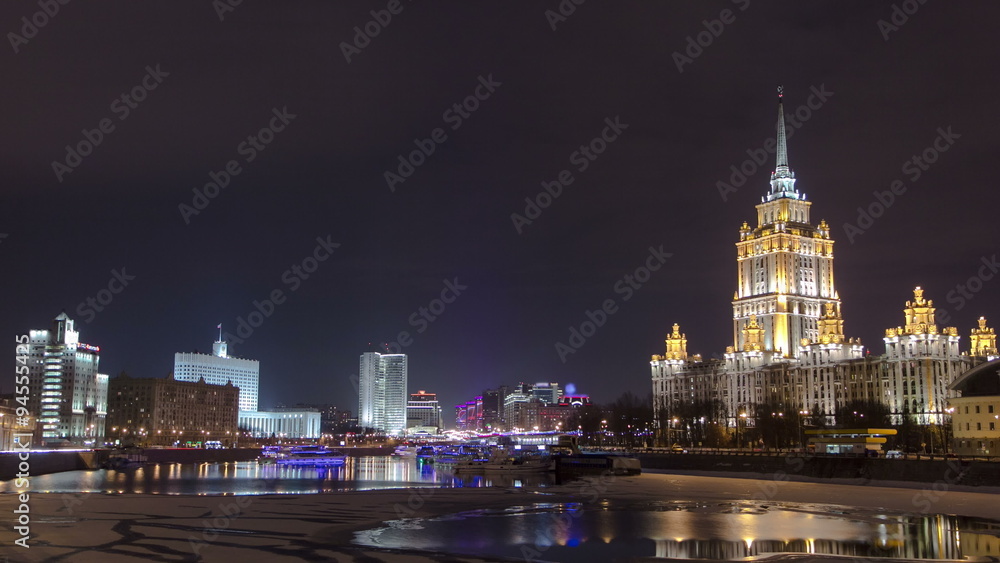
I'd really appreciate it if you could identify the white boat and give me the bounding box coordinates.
[391,445,417,457]
[275,445,347,466]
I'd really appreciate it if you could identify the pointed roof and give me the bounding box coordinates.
[765,86,804,202]
[776,86,788,169]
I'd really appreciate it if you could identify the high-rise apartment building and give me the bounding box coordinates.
[358,351,408,434]
[26,313,108,444]
[174,339,259,412]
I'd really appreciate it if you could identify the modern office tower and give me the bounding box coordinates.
[530,382,562,405]
[358,351,408,434]
[650,90,984,432]
[26,313,108,444]
[107,372,239,446]
[406,390,443,432]
[174,338,259,412]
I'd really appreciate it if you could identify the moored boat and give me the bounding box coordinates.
[453,450,550,473]
[275,445,347,466]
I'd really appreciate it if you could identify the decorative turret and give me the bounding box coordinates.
[970,317,998,359]
[663,323,688,361]
[742,315,765,352]
[817,302,846,344]
[884,287,960,360]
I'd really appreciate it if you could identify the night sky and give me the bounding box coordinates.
[3,1,999,416]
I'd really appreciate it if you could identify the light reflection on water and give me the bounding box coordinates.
[0,456,555,495]
[355,502,1000,561]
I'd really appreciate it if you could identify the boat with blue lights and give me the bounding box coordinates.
[275,445,347,466]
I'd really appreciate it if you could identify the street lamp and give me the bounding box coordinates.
[798,410,809,450]
[738,413,747,450]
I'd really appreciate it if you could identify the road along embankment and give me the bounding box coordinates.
[637,452,1000,487]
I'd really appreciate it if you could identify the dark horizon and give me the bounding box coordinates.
[3,1,999,416]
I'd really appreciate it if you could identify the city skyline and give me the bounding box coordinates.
[3,2,999,416]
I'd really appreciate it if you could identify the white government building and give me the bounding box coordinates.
[174,335,320,438]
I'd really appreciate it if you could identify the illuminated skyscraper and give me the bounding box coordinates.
[26,313,108,444]
[732,87,837,359]
[651,89,986,434]
[358,351,408,434]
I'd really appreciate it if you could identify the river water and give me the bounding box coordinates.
[0,456,554,495]
[355,500,1000,561]
[4,457,998,560]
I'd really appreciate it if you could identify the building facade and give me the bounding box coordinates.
[948,358,1000,456]
[174,339,260,412]
[239,408,321,439]
[651,90,986,433]
[358,351,408,434]
[107,372,239,446]
[406,390,443,432]
[26,313,108,444]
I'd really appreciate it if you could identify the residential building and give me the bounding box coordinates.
[949,359,1000,456]
[107,372,239,446]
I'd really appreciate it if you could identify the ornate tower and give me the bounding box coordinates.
[732,87,838,358]
[663,323,688,361]
[969,316,998,359]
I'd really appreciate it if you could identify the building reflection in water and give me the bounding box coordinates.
[3,457,555,495]
[642,511,967,560]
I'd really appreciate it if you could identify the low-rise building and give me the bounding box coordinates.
[949,358,1000,456]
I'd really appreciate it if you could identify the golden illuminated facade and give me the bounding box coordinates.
[732,88,837,359]
[651,89,988,431]
[970,316,998,359]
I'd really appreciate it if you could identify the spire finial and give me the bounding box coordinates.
[776,85,788,169]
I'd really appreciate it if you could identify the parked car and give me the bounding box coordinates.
[670,444,687,453]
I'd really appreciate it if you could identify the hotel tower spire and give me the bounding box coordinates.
[731,87,838,358]
[768,86,799,201]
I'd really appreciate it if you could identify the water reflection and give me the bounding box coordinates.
[0,456,555,495]
[355,501,1000,561]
